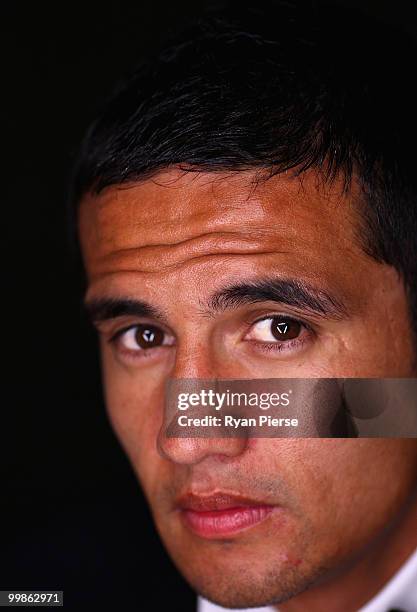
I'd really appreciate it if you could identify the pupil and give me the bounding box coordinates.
[271,318,301,341]
[135,325,164,349]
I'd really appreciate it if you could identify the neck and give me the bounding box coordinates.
[277,489,417,612]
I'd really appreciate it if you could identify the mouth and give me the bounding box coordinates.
[176,492,278,539]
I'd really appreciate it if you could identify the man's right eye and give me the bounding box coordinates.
[111,324,175,352]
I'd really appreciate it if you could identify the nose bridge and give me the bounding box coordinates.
[171,339,216,379]
[169,294,222,378]
[159,265,211,376]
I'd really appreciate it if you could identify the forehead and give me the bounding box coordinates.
[78,167,365,284]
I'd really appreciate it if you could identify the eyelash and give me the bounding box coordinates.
[244,314,313,354]
[108,324,172,361]
[107,314,314,361]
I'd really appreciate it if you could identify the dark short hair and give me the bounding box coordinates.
[69,0,417,332]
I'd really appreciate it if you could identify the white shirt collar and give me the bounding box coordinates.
[198,599,272,612]
[197,546,417,612]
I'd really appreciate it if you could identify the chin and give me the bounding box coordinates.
[182,565,310,610]
[163,540,321,610]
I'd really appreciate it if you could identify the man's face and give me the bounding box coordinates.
[79,168,417,607]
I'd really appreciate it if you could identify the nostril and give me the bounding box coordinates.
[156,428,248,465]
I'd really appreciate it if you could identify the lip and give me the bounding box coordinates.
[177,492,277,538]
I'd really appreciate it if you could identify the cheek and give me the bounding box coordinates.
[330,327,413,376]
[100,349,166,491]
[278,439,417,547]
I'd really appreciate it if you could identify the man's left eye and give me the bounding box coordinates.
[246,316,303,343]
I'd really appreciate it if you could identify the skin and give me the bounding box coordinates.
[78,167,417,611]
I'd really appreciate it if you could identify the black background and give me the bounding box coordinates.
[2,2,417,611]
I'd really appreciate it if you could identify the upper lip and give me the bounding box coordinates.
[176,491,273,512]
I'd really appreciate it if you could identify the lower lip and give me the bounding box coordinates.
[181,505,275,538]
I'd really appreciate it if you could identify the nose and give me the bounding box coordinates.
[157,341,249,465]
[169,340,216,379]
[157,433,248,465]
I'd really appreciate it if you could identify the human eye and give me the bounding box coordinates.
[244,315,312,354]
[109,323,175,360]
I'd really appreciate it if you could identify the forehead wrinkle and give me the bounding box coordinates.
[98,229,276,253]
[90,249,291,278]
[90,228,299,272]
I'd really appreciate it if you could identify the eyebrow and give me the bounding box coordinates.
[84,277,348,325]
[206,278,348,319]
[84,296,167,324]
